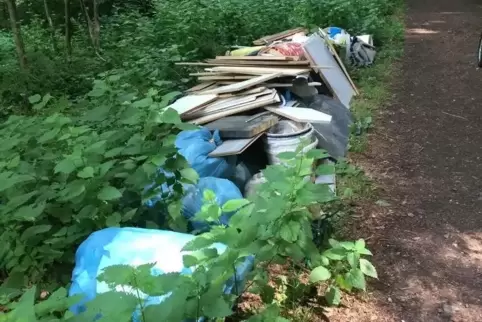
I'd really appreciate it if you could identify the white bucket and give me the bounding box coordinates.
[264,121,317,165]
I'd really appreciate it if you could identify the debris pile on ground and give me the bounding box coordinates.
[67,26,376,316]
[168,27,367,191]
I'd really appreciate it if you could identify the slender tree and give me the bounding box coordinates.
[5,0,27,70]
[80,0,103,59]
[64,0,72,57]
[43,0,58,52]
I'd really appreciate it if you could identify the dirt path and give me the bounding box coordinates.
[331,0,482,321]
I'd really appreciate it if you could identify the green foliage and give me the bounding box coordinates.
[0,72,195,281]
[1,0,402,116]
[310,238,377,306]
[0,0,400,318]
[1,147,350,320]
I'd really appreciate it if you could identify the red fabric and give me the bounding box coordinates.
[267,42,304,57]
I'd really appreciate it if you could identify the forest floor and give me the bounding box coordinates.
[330,0,482,321]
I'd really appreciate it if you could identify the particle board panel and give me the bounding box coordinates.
[303,34,355,109]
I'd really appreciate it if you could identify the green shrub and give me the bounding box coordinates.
[1,147,377,321]
[0,71,197,281]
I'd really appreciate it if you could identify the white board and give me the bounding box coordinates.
[265,107,332,124]
[166,94,217,115]
[303,34,355,109]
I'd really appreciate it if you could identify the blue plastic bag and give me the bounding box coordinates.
[182,177,243,232]
[69,228,254,320]
[145,176,243,233]
[175,128,235,178]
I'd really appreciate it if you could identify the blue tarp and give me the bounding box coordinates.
[69,228,254,321]
[175,128,236,179]
[182,177,243,232]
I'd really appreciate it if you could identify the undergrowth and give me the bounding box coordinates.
[0,0,404,320]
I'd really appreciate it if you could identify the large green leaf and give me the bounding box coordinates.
[279,221,300,242]
[8,286,36,321]
[77,166,95,179]
[54,158,77,174]
[221,199,250,213]
[202,297,233,318]
[97,186,122,201]
[21,225,52,241]
[345,268,366,290]
[325,286,341,306]
[179,168,198,184]
[359,259,378,278]
[13,203,46,221]
[309,266,331,283]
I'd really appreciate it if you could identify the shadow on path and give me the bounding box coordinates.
[340,0,482,321]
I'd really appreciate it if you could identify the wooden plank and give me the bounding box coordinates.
[265,107,332,124]
[253,27,307,45]
[197,75,255,81]
[186,82,216,93]
[166,94,218,116]
[208,133,264,157]
[189,72,234,76]
[200,74,282,95]
[192,83,221,94]
[175,62,216,66]
[190,93,280,125]
[217,86,267,98]
[190,90,274,117]
[205,59,310,66]
[188,95,259,118]
[303,34,356,109]
[209,66,310,76]
[187,89,273,118]
[264,82,322,88]
[215,55,299,61]
[205,113,279,139]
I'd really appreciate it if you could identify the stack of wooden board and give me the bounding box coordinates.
[166,28,358,143]
[178,55,314,84]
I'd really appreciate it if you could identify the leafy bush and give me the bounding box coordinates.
[1,147,377,321]
[0,71,197,281]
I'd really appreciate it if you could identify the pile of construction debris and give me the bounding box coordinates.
[168,27,365,191]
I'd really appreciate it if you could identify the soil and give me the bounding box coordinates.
[329,0,482,321]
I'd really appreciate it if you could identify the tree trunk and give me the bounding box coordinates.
[64,0,72,57]
[5,0,27,70]
[79,0,103,59]
[43,0,58,52]
[92,0,100,50]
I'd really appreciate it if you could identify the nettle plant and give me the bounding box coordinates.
[0,70,198,281]
[2,147,377,321]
